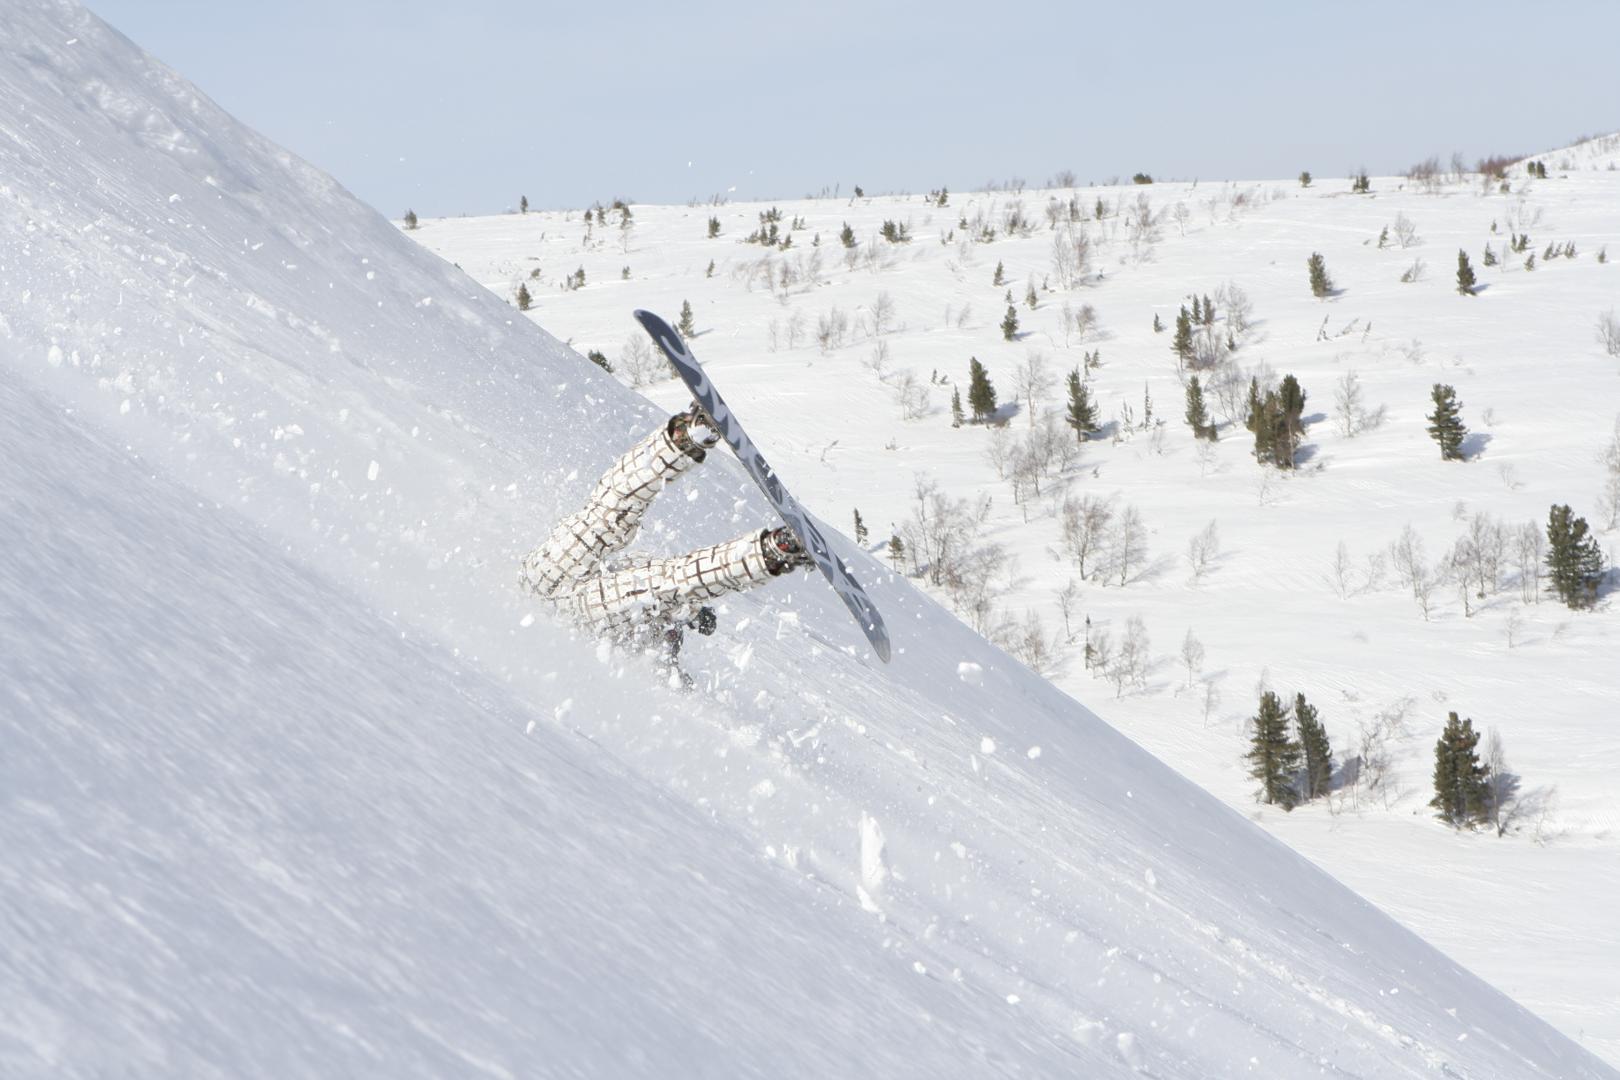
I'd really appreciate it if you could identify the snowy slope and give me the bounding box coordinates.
[2,2,1616,1077]
[414,135,1620,1063]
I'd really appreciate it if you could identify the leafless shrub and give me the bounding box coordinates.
[1393,212,1420,248]
[1513,521,1544,603]
[1109,505,1149,586]
[618,335,669,387]
[893,369,929,421]
[1596,416,1620,529]
[1060,494,1114,580]
[1049,224,1093,289]
[872,291,896,336]
[1106,615,1151,697]
[1180,628,1205,689]
[816,307,850,353]
[1328,540,1354,598]
[1186,520,1220,584]
[1400,258,1426,283]
[1013,352,1055,426]
[1598,309,1620,357]
[1389,524,1439,619]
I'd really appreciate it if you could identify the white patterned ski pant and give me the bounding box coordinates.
[519,422,777,647]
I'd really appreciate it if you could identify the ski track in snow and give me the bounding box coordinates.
[2,3,1617,1077]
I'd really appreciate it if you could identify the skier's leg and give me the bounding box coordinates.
[519,409,717,598]
[567,527,806,626]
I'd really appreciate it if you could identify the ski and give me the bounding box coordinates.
[632,309,892,663]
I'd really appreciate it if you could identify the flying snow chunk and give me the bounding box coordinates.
[980,737,996,755]
[1027,746,1043,759]
[519,613,535,628]
[367,460,380,482]
[956,662,983,685]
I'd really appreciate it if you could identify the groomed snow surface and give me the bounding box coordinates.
[2,2,1615,1076]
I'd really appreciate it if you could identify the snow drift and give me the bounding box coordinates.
[1,2,1613,1076]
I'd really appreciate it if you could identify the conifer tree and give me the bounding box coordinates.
[1191,295,1202,323]
[1430,712,1490,827]
[1025,281,1039,309]
[1456,249,1477,295]
[1544,504,1604,608]
[1295,693,1333,800]
[1307,252,1333,297]
[853,509,869,547]
[1184,376,1214,440]
[1152,313,1164,333]
[1426,383,1468,460]
[1277,374,1306,461]
[968,358,998,423]
[678,300,696,337]
[520,195,529,214]
[1064,368,1097,441]
[1001,304,1020,341]
[1202,294,1215,326]
[839,222,856,248]
[1299,170,1312,188]
[403,209,419,230]
[993,261,1005,286]
[707,216,721,238]
[950,387,965,428]
[887,534,906,571]
[516,283,532,311]
[1482,245,1497,267]
[1246,691,1302,808]
[586,349,612,372]
[1244,377,1273,463]
[1171,306,1195,369]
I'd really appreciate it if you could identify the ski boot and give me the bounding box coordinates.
[762,526,813,575]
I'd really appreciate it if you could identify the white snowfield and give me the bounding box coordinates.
[1,2,1614,1078]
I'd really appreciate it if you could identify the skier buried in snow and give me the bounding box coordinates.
[519,403,813,663]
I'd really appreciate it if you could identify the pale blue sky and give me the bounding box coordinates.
[88,0,1617,218]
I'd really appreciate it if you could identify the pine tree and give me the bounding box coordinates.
[1244,377,1273,464]
[1064,368,1097,441]
[1001,305,1020,341]
[1430,712,1490,827]
[403,209,418,230]
[1299,170,1312,188]
[586,349,612,373]
[1482,245,1497,267]
[840,222,856,248]
[853,509,869,547]
[1152,313,1164,333]
[707,216,721,238]
[678,300,696,337]
[993,261,1005,286]
[1202,294,1215,326]
[1171,306,1195,369]
[1426,383,1467,460]
[1277,374,1306,463]
[1191,295,1203,323]
[1295,693,1333,800]
[515,283,532,311]
[520,195,529,214]
[968,358,998,423]
[950,387,965,428]
[1025,281,1038,309]
[705,259,715,278]
[1456,249,1477,295]
[1184,376,1214,440]
[1544,504,1604,608]
[887,534,906,571]
[1307,252,1333,297]
[1246,691,1302,808]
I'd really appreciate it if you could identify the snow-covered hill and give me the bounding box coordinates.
[3,1,1615,1076]
[412,126,1620,1065]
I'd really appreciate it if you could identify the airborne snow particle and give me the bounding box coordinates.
[367,460,379,482]
[1027,746,1042,759]
[980,737,996,755]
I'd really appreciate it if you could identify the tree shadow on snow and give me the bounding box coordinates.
[1460,431,1493,460]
